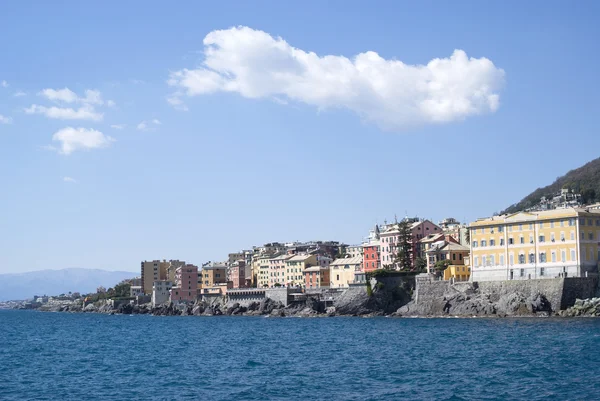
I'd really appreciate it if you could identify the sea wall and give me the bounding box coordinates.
[409,277,599,315]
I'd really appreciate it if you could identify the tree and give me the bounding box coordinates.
[434,259,452,272]
[113,282,131,298]
[96,286,106,294]
[415,257,427,272]
[393,220,413,270]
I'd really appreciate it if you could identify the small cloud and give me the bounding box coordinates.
[63,176,77,183]
[13,91,26,97]
[51,127,115,155]
[152,119,161,125]
[107,100,116,108]
[166,95,189,111]
[110,124,125,130]
[25,104,103,121]
[1,80,8,88]
[136,121,148,131]
[0,114,13,124]
[131,79,146,85]
[137,119,161,131]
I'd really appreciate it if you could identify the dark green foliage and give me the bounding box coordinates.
[434,259,452,271]
[393,221,413,270]
[415,257,427,272]
[502,157,600,214]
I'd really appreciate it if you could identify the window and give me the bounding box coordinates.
[498,226,504,233]
[490,255,495,265]
[474,257,479,267]
[529,223,533,230]
[539,222,544,229]
[500,238,505,246]
[550,221,554,228]
[551,252,556,263]
[551,233,555,242]
[529,253,535,263]
[539,235,545,243]
[540,267,545,276]
[490,239,495,246]
[529,235,534,244]
[597,220,600,227]
[571,231,575,241]
[519,224,523,231]
[518,254,525,264]
[473,241,478,248]
[589,219,593,226]
[452,253,456,261]
[580,218,586,226]
[581,232,585,240]
[508,238,514,245]
[539,252,546,263]
[365,254,369,259]
[500,255,505,265]
[560,233,565,241]
[520,237,525,244]
[481,240,487,247]
[560,220,565,227]
[509,254,514,265]
[509,225,513,232]
[571,249,576,261]
[520,268,525,277]
[589,232,595,240]
[569,218,575,226]
[562,250,566,262]
[459,254,463,260]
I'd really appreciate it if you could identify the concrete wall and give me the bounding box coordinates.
[561,277,598,309]
[266,288,294,307]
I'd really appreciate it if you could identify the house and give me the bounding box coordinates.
[285,254,317,287]
[152,280,172,307]
[329,256,363,288]
[304,266,330,288]
[170,264,198,303]
[379,218,442,269]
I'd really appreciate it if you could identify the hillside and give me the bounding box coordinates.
[502,157,600,214]
[0,268,136,301]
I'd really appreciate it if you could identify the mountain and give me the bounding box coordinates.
[0,268,137,301]
[502,157,600,215]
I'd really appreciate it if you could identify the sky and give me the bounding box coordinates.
[1,1,599,273]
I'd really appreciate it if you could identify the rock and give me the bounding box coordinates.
[258,298,284,315]
[84,303,98,313]
[247,301,260,311]
[270,308,285,317]
[325,306,336,317]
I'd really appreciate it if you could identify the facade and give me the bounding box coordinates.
[268,254,292,287]
[152,280,173,307]
[469,208,600,281]
[425,241,469,273]
[229,260,247,288]
[379,219,442,269]
[257,255,272,288]
[285,254,317,287]
[329,256,363,288]
[170,264,198,303]
[201,262,228,287]
[130,286,143,297]
[304,266,330,288]
[166,260,186,282]
[141,260,170,295]
[443,265,471,282]
[344,245,363,259]
[363,244,380,272]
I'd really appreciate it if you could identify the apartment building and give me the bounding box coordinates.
[170,264,198,303]
[469,208,600,281]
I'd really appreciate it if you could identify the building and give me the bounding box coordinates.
[152,280,173,307]
[130,286,144,297]
[229,260,247,288]
[285,254,317,287]
[439,218,470,246]
[141,260,170,295]
[329,256,363,288]
[379,219,442,269]
[304,266,330,288]
[201,262,228,287]
[443,264,471,282]
[170,264,198,303]
[268,254,292,287]
[425,241,469,274]
[166,260,186,282]
[469,207,600,281]
[344,245,363,259]
[363,243,380,272]
[257,254,272,288]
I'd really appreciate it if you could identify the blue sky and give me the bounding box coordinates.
[1,1,599,273]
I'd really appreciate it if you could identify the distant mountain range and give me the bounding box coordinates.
[502,157,600,214]
[0,268,136,301]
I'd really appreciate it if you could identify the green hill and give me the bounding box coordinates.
[502,157,600,214]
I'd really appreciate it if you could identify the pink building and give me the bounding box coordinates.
[170,264,198,302]
[230,260,247,289]
[379,219,442,269]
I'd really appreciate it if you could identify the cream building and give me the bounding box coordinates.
[469,207,600,281]
[329,256,363,288]
[285,254,317,287]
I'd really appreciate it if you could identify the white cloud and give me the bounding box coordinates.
[51,127,115,155]
[168,26,505,130]
[107,100,116,107]
[25,104,103,121]
[137,119,161,131]
[39,88,104,105]
[0,114,13,124]
[13,91,26,97]
[110,124,125,130]
[63,176,77,183]
[166,94,189,111]
[1,80,8,88]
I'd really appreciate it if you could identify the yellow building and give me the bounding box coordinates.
[329,256,362,288]
[285,254,317,287]
[469,207,600,281]
[443,265,470,281]
[141,260,170,295]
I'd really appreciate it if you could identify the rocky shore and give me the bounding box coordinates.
[26,277,600,318]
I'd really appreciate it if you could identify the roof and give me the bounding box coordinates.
[203,263,227,270]
[330,256,363,266]
[304,265,328,272]
[270,254,293,261]
[426,241,469,253]
[468,208,600,227]
[419,233,444,243]
[288,254,314,262]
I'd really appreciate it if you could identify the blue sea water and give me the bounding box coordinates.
[1,311,600,400]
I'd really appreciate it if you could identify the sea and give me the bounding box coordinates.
[1,310,599,400]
